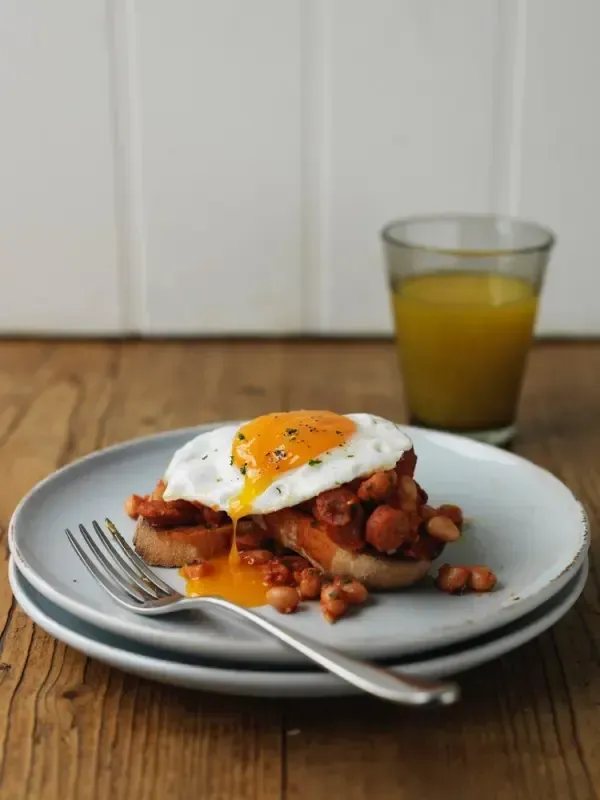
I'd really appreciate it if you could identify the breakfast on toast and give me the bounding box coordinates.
[126,411,495,622]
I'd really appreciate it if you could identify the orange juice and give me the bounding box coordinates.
[392,272,538,431]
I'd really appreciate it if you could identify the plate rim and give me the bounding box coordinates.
[8,421,591,664]
[8,556,589,697]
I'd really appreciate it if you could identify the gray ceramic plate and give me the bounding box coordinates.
[9,557,588,698]
[9,424,589,666]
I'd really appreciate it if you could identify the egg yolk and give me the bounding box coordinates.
[181,410,356,607]
[229,410,356,521]
[182,556,269,607]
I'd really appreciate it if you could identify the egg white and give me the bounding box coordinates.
[162,413,412,515]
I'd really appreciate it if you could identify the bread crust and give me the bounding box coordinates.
[133,517,231,567]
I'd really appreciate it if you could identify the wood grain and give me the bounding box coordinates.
[0,339,598,800]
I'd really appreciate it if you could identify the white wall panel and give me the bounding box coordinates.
[311,0,501,334]
[514,0,600,336]
[135,0,304,334]
[0,1,122,334]
[0,0,598,336]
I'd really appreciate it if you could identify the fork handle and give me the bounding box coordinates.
[179,596,460,706]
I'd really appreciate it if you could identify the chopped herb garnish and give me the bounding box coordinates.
[240,464,247,475]
[347,454,355,458]
[229,456,234,466]
[285,428,298,436]
[276,487,282,494]
[308,458,322,466]
[335,430,342,435]
[216,478,222,482]
[201,454,208,460]
[238,433,245,440]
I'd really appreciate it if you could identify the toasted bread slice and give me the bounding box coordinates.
[263,509,431,590]
[133,517,232,567]
[134,511,431,588]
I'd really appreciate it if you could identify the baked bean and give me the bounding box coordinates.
[314,487,361,527]
[124,494,144,519]
[469,566,497,592]
[297,568,322,599]
[427,515,461,543]
[240,549,274,566]
[408,509,424,538]
[322,518,365,551]
[403,534,444,561]
[320,583,349,623]
[396,448,417,477]
[357,470,397,503]
[436,564,470,594]
[397,475,419,512]
[333,577,368,605]
[181,562,212,579]
[151,479,166,500]
[236,521,266,551]
[294,500,315,515]
[346,478,363,493]
[203,507,228,527]
[262,561,293,586]
[136,497,204,527]
[365,505,413,553]
[281,555,311,572]
[266,586,300,614]
[436,504,464,529]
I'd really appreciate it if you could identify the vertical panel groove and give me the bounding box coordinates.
[300,0,332,333]
[490,0,528,215]
[106,0,148,334]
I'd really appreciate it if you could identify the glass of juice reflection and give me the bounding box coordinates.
[381,214,555,445]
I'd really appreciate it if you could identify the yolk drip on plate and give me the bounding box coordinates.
[182,555,270,607]
[180,410,356,607]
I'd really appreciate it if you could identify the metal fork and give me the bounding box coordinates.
[65,518,460,706]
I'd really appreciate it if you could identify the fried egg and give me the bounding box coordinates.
[163,411,412,520]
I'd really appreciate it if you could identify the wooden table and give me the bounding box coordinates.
[0,339,599,800]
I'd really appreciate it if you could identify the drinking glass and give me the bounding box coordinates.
[381,213,555,445]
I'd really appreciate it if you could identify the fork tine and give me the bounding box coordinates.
[92,521,167,599]
[78,524,153,602]
[104,518,176,595]
[66,528,144,606]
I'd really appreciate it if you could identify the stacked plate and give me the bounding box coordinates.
[8,424,590,699]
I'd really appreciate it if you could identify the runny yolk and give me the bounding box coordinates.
[180,410,356,607]
[182,556,269,607]
[229,410,356,521]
